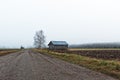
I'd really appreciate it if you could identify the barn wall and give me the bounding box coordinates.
[49,45,68,50]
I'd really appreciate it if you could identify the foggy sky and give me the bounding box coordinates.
[0,0,120,48]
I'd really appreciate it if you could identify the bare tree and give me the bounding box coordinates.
[34,30,46,48]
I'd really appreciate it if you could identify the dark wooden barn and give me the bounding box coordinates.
[48,41,68,50]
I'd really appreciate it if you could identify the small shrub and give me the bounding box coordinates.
[98,61,108,66]
[115,64,120,70]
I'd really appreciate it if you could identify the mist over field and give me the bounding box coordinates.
[0,0,120,48]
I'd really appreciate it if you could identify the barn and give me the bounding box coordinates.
[48,41,68,50]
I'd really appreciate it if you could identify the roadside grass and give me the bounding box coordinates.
[0,49,20,56]
[35,49,120,80]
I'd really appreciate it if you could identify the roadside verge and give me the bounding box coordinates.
[0,49,20,56]
[34,49,120,80]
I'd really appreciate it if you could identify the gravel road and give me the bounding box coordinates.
[0,50,118,80]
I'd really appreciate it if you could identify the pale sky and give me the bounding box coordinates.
[0,0,120,48]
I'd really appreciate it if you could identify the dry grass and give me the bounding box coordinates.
[35,49,120,80]
[69,48,120,51]
[0,49,19,56]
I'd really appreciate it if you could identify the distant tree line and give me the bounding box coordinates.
[69,43,120,48]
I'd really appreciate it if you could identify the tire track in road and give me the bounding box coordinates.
[27,50,41,80]
[0,51,23,66]
[0,51,24,77]
[0,50,35,80]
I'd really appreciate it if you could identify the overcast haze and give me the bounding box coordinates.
[0,0,120,48]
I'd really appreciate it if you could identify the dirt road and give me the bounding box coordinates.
[0,50,118,80]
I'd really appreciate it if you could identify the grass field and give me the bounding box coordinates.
[69,48,120,51]
[56,48,120,60]
[35,49,120,80]
[0,49,20,56]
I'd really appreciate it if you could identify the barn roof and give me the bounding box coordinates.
[48,41,68,46]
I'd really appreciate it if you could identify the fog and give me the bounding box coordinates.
[0,0,120,48]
